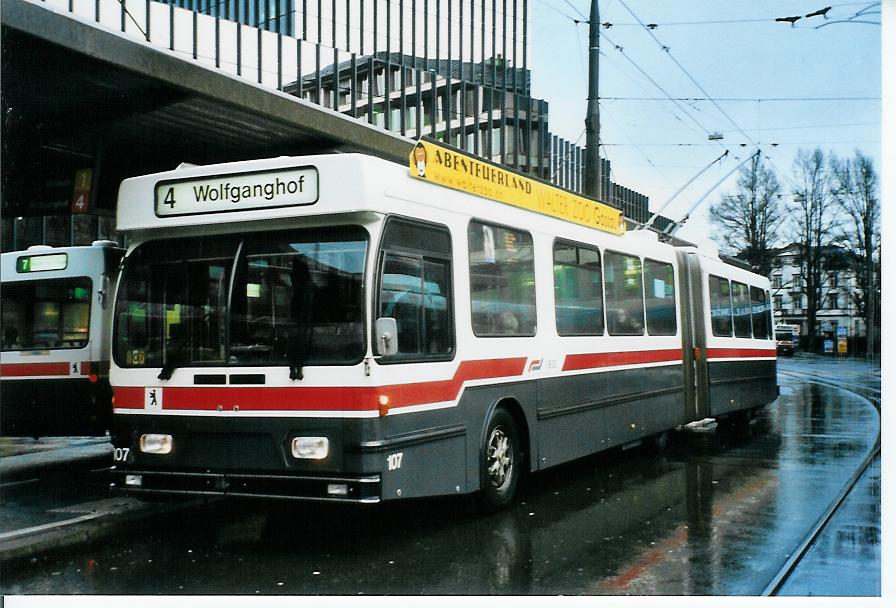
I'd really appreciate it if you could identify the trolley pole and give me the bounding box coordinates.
[584,0,602,200]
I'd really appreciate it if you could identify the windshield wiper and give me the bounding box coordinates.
[158,344,188,380]
[289,258,315,381]
[158,324,194,380]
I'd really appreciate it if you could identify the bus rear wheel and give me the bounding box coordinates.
[646,430,670,452]
[480,408,522,511]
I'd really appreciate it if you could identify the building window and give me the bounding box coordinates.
[826,293,839,310]
[156,0,294,36]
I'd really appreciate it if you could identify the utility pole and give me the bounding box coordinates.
[867,244,875,359]
[584,0,602,200]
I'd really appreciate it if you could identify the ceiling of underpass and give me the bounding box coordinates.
[1,0,411,219]
[3,28,338,162]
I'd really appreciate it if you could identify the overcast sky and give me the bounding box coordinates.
[529,0,882,250]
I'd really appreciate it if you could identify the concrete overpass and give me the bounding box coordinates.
[1,0,413,246]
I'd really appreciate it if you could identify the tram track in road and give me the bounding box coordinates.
[776,365,881,405]
[761,367,881,596]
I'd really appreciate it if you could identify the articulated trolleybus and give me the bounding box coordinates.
[1,241,124,436]
[109,143,777,508]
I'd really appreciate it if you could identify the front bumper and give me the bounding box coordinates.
[110,467,381,503]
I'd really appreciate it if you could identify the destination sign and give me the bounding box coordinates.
[16,253,68,273]
[155,166,319,217]
[409,140,625,235]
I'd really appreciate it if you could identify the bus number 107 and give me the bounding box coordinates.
[387,452,403,471]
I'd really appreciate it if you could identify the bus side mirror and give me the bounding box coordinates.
[99,274,111,310]
[374,317,398,356]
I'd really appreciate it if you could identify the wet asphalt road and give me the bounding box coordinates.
[0,364,880,595]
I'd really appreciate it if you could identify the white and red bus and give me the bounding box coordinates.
[108,146,776,507]
[1,241,124,436]
[774,323,800,356]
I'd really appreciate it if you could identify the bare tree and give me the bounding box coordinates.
[789,148,840,352]
[831,151,880,357]
[709,155,782,275]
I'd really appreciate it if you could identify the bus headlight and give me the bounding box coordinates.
[139,433,173,454]
[291,437,329,459]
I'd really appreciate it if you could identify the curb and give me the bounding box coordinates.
[0,443,113,482]
[0,497,204,563]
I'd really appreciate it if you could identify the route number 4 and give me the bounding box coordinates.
[162,188,176,208]
[386,452,403,471]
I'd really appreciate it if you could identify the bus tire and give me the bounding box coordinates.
[479,407,522,511]
[647,430,670,452]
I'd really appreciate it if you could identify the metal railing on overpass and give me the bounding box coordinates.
[13,1,653,221]
[32,1,550,175]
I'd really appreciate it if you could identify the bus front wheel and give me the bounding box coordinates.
[479,408,522,511]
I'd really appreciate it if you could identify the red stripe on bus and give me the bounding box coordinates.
[112,387,145,409]
[112,357,528,412]
[0,362,72,377]
[562,349,683,372]
[705,348,776,359]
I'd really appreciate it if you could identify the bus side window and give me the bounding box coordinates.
[423,260,451,354]
[732,281,752,338]
[377,218,454,360]
[750,285,771,339]
[604,251,644,336]
[468,221,536,337]
[709,275,733,337]
[644,259,676,336]
[553,241,604,336]
[380,255,423,355]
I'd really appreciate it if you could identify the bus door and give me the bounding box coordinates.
[676,250,709,422]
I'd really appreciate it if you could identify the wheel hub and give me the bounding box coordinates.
[487,427,514,491]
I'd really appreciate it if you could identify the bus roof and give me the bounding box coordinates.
[1,242,123,281]
[117,153,626,238]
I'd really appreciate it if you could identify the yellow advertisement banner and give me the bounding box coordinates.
[409,140,625,236]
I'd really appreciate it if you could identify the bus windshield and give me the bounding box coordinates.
[775,328,795,342]
[1,278,92,351]
[114,227,367,373]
